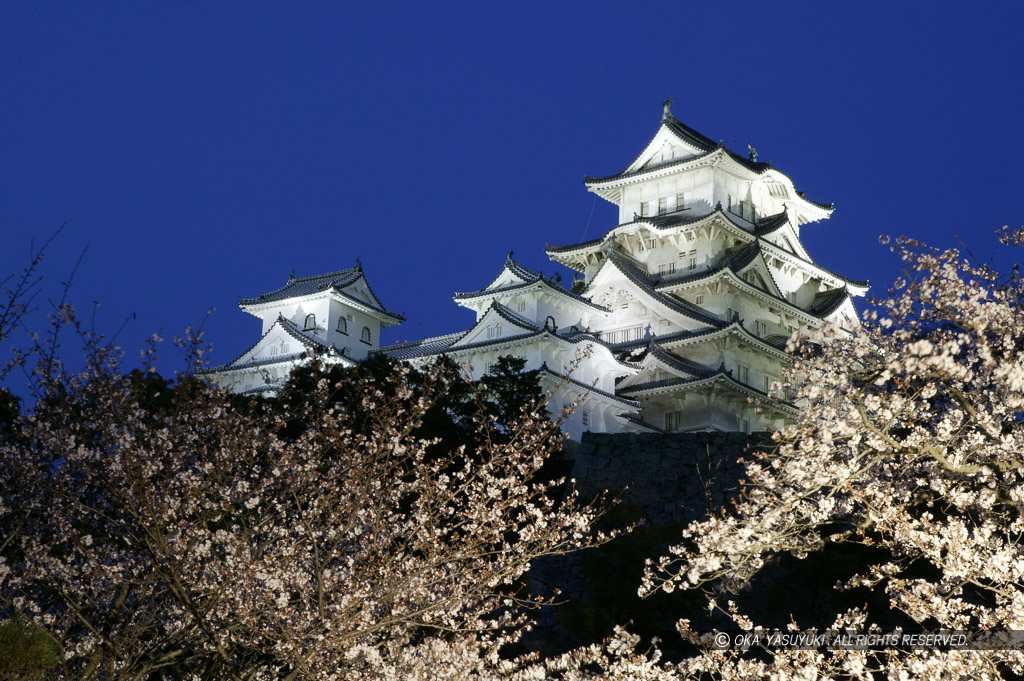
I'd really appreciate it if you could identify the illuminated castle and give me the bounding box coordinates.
[206,101,865,438]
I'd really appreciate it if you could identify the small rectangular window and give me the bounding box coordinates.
[658,262,676,275]
[695,294,704,305]
[646,238,657,250]
[641,202,652,217]
[688,257,697,270]
[658,198,668,215]
[676,193,686,211]
[582,411,590,427]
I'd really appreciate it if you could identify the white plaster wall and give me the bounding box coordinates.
[327,299,381,359]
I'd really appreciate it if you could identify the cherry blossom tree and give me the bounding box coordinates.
[636,228,1024,679]
[0,313,612,679]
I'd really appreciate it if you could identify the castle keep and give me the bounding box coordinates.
[205,101,865,439]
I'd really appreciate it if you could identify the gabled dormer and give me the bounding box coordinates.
[449,301,541,350]
[454,251,609,331]
[623,99,717,174]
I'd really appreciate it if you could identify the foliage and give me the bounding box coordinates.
[0,620,61,679]
[9,225,1024,679]
[0,313,612,680]
[632,228,1024,678]
[271,353,541,450]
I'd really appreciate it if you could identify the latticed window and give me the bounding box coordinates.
[603,326,643,344]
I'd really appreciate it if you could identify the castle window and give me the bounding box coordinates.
[658,198,668,215]
[304,313,316,330]
[664,410,682,431]
[337,317,348,334]
[645,238,657,250]
[582,411,590,427]
[516,299,526,313]
[736,364,749,384]
[742,419,751,434]
[641,202,652,217]
[658,262,676,276]
[695,294,704,305]
[360,327,371,344]
[676,193,686,211]
[755,320,767,336]
[604,326,643,344]
[688,257,697,270]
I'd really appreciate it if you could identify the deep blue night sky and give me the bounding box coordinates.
[1,2,1021,385]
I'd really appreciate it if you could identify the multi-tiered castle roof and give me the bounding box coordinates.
[207,102,865,437]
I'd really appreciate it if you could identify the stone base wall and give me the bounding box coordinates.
[525,431,773,652]
[570,431,771,525]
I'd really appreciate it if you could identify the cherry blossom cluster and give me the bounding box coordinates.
[0,324,611,679]
[633,228,1024,679]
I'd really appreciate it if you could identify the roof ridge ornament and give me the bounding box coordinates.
[747,143,758,161]
[661,96,673,121]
